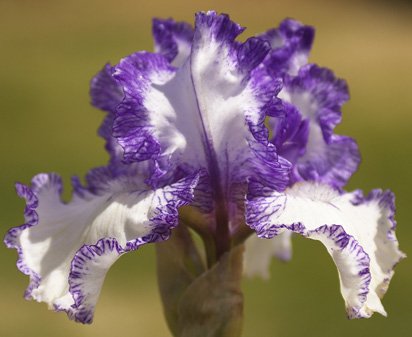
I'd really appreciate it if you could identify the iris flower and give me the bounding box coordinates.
[5,11,404,325]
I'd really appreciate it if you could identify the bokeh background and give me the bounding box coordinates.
[1,0,411,336]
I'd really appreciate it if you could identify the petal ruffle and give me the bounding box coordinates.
[90,64,125,163]
[260,18,314,77]
[272,65,360,188]
[246,181,404,318]
[4,172,198,323]
[113,11,290,200]
[152,18,194,67]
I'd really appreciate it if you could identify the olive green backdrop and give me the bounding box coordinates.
[1,0,411,336]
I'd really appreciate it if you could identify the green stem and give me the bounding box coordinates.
[178,245,245,337]
[156,225,205,336]
[232,224,254,247]
[179,219,216,268]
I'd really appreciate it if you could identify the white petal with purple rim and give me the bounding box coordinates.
[275,65,360,188]
[114,11,289,197]
[246,181,404,318]
[5,172,198,323]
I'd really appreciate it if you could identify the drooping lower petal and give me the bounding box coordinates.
[4,171,198,323]
[244,231,292,279]
[246,181,404,318]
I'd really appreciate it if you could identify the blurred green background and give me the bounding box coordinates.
[1,0,411,336]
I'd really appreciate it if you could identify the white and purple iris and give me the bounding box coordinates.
[5,11,404,324]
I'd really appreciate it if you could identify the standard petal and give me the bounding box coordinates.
[269,102,309,164]
[113,11,290,199]
[90,64,125,163]
[244,231,292,279]
[90,64,123,114]
[152,18,194,67]
[260,18,314,77]
[4,172,198,323]
[246,181,404,318]
[273,65,360,188]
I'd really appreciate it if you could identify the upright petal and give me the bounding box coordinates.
[152,18,194,67]
[4,171,198,323]
[272,65,360,188]
[113,11,290,207]
[260,18,314,77]
[90,64,125,163]
[269,102,309,164]
[246,181,404,318]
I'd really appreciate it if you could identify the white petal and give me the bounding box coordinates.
[114,12,287,195]
[244,232,292,279]
[246,181,404,318]
[5,172,197,323]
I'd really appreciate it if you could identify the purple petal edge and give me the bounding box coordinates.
[245,182,404,318]
[5,172,199,324]
[283,64,360,188]
[351,189,398,242]
[152,18,194,62]
[261,18,315,78]
[195,11,245,43]
[4,173,63,299]
[112,52,174,163]
[248,220,372,318]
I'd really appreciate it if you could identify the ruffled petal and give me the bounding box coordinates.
[4,172,198,323]
[260,18,314,77]
[269,102,309,164]
[246,181,404,318]
[273,65,360,188]
[90,64,125,163]
[152,18,194,67]
[90,64,123,114]
[244,232,292,279]
[113,11,290,198]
